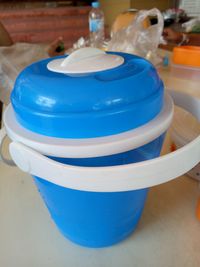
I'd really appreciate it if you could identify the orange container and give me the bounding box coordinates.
[172,46,200,67]
[171,46,200,81]
[196,198,200,221]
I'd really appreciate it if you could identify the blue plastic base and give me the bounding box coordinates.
[33,134,165,248]
[57,200,146,248]
[34,178,148,248]
[65,210,143,248]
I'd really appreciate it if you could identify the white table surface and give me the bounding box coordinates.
[0,49,200,267]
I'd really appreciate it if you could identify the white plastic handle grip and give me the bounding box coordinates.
[8,90,200,192]
[9,136,200,192]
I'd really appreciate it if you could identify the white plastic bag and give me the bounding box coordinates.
[107,8,165,65]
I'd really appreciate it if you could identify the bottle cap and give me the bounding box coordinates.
[92,2,100,8]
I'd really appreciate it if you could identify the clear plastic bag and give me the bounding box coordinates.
[107,8,165,65]
[0,43,48,104]
[182,18,200,33]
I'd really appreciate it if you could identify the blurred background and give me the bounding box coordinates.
[0,0,190,48]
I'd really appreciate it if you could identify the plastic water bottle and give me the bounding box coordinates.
[89,1,105,48]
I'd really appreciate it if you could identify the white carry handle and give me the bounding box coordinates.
[8,89,200,192]
[0,127,15,166]
[168,89,200,121]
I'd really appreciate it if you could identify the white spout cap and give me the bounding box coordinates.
[47,47,124,76]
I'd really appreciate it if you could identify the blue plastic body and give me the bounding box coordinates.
[11,51,166,247]
[33,134,165,248]
[11,52,164,138]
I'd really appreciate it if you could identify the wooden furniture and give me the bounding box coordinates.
[0,5,91,48]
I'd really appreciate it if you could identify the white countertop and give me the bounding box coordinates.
[0,50,200,267]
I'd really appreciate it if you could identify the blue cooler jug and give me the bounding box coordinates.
[1,48,200,248]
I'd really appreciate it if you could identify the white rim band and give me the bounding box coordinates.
[4,94,173,158]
